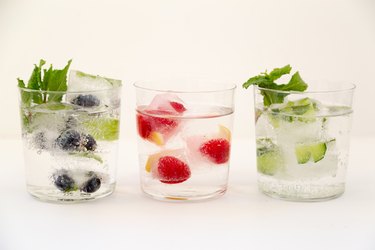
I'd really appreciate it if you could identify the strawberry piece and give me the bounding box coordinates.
[199,138,230,164]
[157,156,191,184]
[137,114,152,139]
[170,101,186,113]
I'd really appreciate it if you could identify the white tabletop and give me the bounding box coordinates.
[0,137,374,250]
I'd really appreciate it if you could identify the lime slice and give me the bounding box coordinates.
[256,138,283,175]
[295,142,327,164]
[83,118,120,141]
[257,150,283,175]
[295,144,311,164]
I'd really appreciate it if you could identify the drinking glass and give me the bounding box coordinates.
[19,86,121,202]
[135,80,236,201]
[253,83,355,201]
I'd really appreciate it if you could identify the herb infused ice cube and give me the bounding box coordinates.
[18,60,121,202]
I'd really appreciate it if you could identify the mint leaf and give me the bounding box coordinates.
[243,75,271,89]
[268,65,291,81]
[17,59,72,105]
[26,60,45,104]
[242,65,308,106]
[281,72,307,92]
[46,59,72,102]
[18,78,32,106]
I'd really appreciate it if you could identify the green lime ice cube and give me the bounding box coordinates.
[83,118,120,141]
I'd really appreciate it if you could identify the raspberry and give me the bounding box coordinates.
[157,156,191,184]
[137,114,152,139]
[146,110,178,132]
[137,110,178,139]
[200,138,230,164]
[170,101,186,113]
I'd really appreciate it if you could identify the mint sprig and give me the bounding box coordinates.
[18,59,72,106]
[242,65,308,106]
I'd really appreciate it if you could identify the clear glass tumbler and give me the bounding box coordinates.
[135,80,236,201]
[18,87,121,202]
[253,83,355,201]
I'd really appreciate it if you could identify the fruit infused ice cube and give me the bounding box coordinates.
[135,81,235,201]
[18,60,122,202]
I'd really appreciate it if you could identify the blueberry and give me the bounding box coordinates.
[53,173,76,192]
[82,134,97,151]
[81,175,101,193]
[72,94,100,107]
[56,129,81,151]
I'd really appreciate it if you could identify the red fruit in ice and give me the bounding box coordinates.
[136,110,180,145]
[199,138,230,164]
[157,156,191,184]
[149,93,186,115]
[145,110,179,133]
[137,114,152,139]
[170,101,186,113]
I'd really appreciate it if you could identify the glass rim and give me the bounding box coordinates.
[255,83,356,94]
[18,85,122,94]
[133,80,237,94]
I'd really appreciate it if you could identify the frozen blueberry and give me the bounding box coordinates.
[53,173,76,192]
[72,94,100,107]
[82,134,97,151]
[56,129,81,151]
[81,175,101,193]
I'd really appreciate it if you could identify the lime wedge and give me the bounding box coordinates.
[295,142,327,164]
[256,138,283,175]
[83,118,120,141]
[257,150,283,175]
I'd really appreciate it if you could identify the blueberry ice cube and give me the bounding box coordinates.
[53,171,76,192]
[71,94,100,107]
[81,174,101,193]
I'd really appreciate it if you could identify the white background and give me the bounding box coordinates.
[0,1,375,250]
[0,0,374,140]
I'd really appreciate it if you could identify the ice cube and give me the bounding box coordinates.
[67,70,121,108]
[148,93,186,114]
[144,148,187,180]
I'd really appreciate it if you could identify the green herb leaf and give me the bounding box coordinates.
[243,75,271,89]
[281,72,308,92]
[46,59,72,102]
[268,65,292,81]
[26,60,45,104]
[242,65,308,106]
[17,59,72,105]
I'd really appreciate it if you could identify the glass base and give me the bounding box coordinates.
[27,183,116,203]
[142,186,227,202]
[258,179,345,202]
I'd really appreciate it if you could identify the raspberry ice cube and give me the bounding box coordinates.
[145,149,191,184]
[185,125,231,165]
[137,94,187,146]
[148,93,186,115]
